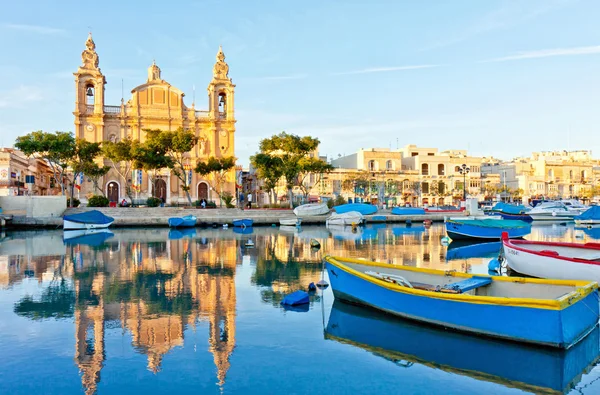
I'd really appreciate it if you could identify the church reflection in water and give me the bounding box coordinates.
[2,223,585,394]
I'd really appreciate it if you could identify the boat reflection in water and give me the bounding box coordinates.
[325,301,600,394]
[445,240,502,261]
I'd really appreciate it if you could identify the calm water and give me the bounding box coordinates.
[1,223,599,394]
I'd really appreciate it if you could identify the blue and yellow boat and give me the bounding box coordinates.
[324,255,598,349]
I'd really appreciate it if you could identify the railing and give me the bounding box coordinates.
[219,112,226,120]
[104,105,121,114]
[86,104,94,114]
[195,110,210,118]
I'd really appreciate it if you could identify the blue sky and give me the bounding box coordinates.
[1,0,599,166]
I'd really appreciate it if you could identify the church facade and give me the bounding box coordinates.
[73,34,236,204]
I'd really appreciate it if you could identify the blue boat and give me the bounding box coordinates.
[326,301,600,393]
[446,240,502,260]
[491,202,532,222]
[63,229,114,246]
[63,210,114,230]
[391,225,425,236]
[445,219,531,240]
[391,207,426,215]
[334,203,378,215]
[233,226,254,234]
[575,206,600,225]
[371,215,387,222]
[233,218,254,227]
[324,255,598,348]
[581,226,600,240]
[168,215,197,228]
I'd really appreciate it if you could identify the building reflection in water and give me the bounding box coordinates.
[1,223,589,394]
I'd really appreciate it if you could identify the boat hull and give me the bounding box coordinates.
[499,213,533,222]
[503,242,600,284]
[575,219,600,225]
[445,220,531,240]
[334,203,378,215]
[63,219,113,230]
[279,218,301,226]
[293,203,329,216]
[233,218,253,227]
[325,259,598,348]
[529,213,577,221]
[168,216,197,228]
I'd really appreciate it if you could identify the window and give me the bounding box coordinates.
[569,170,573,179]
[386,160,393,170]
[422,182,429,194]
[368,160,375,171]
[85,84,95,105]
[438,181,446,194]
[437,164,445,176]
[411,152,418,157]
[581,170,586,179]
[455,166,460,173]
[548,169,553,178]
[428,153,435,156]
[421,163,429,175]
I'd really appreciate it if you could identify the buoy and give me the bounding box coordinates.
[310,239,321,249]
[223,223,229,229]
[441,236,450,246]
[316,279,329,288]
[308,282,317,292]
[488,258,501,273]
[245,239,254,247]
[272,224,276,227]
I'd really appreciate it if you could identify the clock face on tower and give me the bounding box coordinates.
[86,124,95,132]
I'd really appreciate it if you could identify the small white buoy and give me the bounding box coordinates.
[316,280,329,288]
[223,224,228,229]
[441,236,450,246]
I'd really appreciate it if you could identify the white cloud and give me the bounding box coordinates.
[482,45,600,62]
[0,85,44,108]
[1,23,65,34]
[332,65,439,76]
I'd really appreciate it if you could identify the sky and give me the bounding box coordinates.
[1,0,600,167]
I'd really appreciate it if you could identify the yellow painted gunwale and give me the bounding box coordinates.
[325,255,598,310]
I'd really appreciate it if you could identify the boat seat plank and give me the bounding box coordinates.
[442,276,492,294]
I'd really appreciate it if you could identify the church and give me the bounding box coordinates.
[73,33,236,204]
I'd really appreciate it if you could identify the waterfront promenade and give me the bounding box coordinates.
[9,207,461,228]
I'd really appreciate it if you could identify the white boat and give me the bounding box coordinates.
[502,233,600,283]
[560,199,589,214]
[326,211,364,226]
[279,217,302,226]
[63,210,114,230]
[527,202,578,222]
[293,202,329,217]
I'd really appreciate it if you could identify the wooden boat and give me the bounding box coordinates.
[445,218,531,240]
[324,255,598,348]
[279,217,301,226]
[334,203,378,215]
[293,202,329,216]
[63,210,114,230]
[326,211,364,226]
[391,207,425,215]
[168,215,197,228]
[502,233,600,284]
[575,206,600,225]
[232,218,253,227]
[326,301,600,394]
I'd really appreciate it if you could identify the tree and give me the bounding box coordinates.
[81,161,110,196]
[296,156,334,201]
[250,153,283,205]
[341,172,370,199]
[15,131,76,195]
[195,156,236,207]
[132,138,172,197]
[103,138,139,201]
[256,132,321,208]
[65,140,106,206]
[145,128,198,205]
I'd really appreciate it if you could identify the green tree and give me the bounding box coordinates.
[66,140,105,206]
[341,172,370,199]
[144,128,198,205]
[250,153,283,205]
[15,130,76,195]
[195,156,236,207]
[81,161,110,196]
[132,138,172,197]
[296,156,334,201]
[103,138,139,201]
[256,132,321,208]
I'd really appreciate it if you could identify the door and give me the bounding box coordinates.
[197,183,208,200]
[107,181,119,202]
[153,179,167,200]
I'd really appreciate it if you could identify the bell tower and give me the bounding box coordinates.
[207,46,235,121]
[74,33,106,141]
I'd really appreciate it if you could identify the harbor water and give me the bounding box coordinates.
[0,223,599,394]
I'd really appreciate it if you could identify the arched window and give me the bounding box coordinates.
[368,160,376,171]
[437,164,445,176]
[386,160,393,170]
[86,84,95,105]
[218,92,227,113]
[421,163,429,175]
[455,166,460,173]
[581,170,587,179]
[569,170,573,179]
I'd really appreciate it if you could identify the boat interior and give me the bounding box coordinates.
[337,260,579,300]
[512,243,600,261]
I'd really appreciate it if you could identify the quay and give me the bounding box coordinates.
[8,207,463,228]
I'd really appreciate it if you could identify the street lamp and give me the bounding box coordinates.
[458,164,470,201]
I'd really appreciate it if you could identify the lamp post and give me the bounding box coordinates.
[458,164,470,201]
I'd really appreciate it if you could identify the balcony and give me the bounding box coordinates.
[104,105,121,114]
[195,110,210,118]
